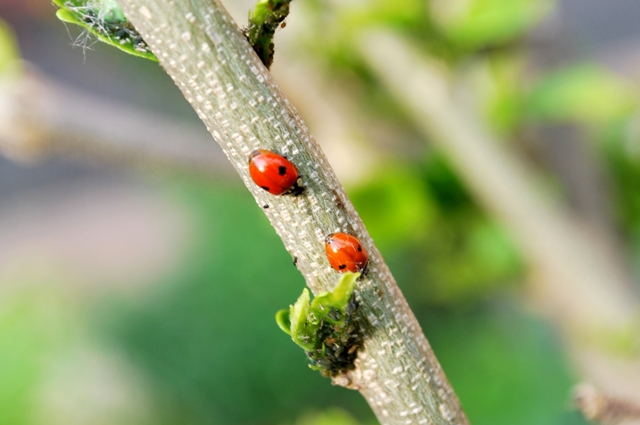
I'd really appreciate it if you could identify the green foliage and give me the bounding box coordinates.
[276,273,362,377]
[348,165,436,251]
[336,0,431,32]
[415,156,521,304]
[420,304,590,425]
[352,155,522,306]
[525,65,638,124]
[393,213,521,306]
[302,0,445,73]
[0,19,21,77]
[292,408,364,425]
[53,0,157,61]
[432,0,553,49]
[478,54,528,133]
[0,292,75,425]
[598,119,640,281]
[247,0,292,68]
[0,301,47,425]
[420,153,473,211]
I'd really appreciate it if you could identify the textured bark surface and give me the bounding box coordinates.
[116,1,469,424]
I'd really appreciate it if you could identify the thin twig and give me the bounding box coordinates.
[247,0,291,68]
[115,1,469,424]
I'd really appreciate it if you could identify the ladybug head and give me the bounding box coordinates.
[324,233,337,245]
[248,150,262,162]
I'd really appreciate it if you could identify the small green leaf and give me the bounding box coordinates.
[275,309,291,335]
[310,272,358,314]
[290,288,316,350]
[56,9,80,24]
[290,288,310,333]
[329,272,359,306]
[53,0,158,61]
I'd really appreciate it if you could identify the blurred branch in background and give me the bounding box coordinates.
[574,383,640,425]
[358,29,640,405]
[0,65,233,178]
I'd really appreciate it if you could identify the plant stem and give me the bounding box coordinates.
[247,0,291,68]
[115,0,469,424]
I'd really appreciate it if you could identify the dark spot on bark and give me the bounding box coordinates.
[263,204,269,209]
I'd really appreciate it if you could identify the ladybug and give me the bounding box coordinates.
[248,149,304,196]
[325,233,368,273]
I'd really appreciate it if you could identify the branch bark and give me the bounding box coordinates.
[115,1,469,424]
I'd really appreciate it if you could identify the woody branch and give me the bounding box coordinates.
[115,0,469,424]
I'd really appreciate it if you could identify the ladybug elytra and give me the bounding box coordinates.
[248,149,304,196]
[325,232,368,273]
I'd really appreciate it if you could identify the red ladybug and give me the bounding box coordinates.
[325,233,369,273]
[248,149,304,196]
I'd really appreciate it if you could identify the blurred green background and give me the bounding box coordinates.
[1,0,640,424]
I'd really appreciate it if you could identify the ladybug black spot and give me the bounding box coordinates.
[357,245,362,252]
[339,264,346,270]
[278,166,287,176]
[261,186,270,191]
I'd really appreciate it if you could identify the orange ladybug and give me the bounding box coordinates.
[248,149,304,196]
[325,233,368,273]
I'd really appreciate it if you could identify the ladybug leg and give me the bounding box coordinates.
[359,259,370,277]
